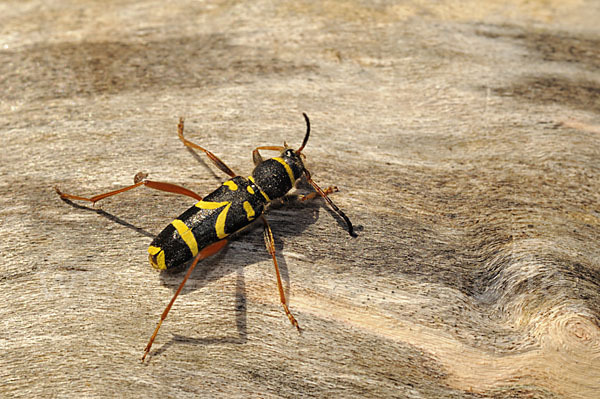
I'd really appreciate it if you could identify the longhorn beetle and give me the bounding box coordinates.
[55,113,355,362]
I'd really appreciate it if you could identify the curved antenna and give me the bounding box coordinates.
[304,169,357,237]
[296,113,310,154]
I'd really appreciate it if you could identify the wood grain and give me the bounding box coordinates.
[1,1,599,398]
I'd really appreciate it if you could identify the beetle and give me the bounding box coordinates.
[56,113,355,361]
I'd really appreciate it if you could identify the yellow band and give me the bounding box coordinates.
[223,180,238,191]
[273,157,295,186]
[243,201,256,221]
[196,200,229,210]
[215,202,232,239]
[171,219,198,256]
[248,176,270,202]
[148,246,166,270]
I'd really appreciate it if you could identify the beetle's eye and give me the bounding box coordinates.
[285,149,295,158]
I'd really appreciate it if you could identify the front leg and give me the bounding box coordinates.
[252,146,285,166]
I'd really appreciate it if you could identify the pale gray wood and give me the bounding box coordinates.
[1,1,599,398]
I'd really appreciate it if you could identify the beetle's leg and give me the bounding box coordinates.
[142,239,229,362]
[299,186,338,202]
[261,215,301,331]
[177,117,237,178]
[303,169,356,237]
[55,172,203,205]
[252,146,285,166]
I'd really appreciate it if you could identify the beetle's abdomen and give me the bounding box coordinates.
[148,176,267,270]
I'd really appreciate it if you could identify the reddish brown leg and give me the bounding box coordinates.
[261,215,300,331]
[299,186,338,202]
[252,145,285,166]
[142,239,229,362]
[55,174,202,205]
[177,117,237,178]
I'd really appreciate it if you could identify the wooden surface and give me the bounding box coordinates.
[2,1,599,398]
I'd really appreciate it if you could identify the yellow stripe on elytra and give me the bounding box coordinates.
[248,176,271,202]
[223,180,238,191]
[194,199,232,239]
[246,185,255,195]
[171,219,199,256]
[243,201,255,221]
[215,202,232,239]
[195,200,229,210]
[148,245,166,270]
[273,157,295,186]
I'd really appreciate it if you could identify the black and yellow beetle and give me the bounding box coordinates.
[56,113,355,361]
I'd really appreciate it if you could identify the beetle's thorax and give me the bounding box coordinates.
[250,149,304,201]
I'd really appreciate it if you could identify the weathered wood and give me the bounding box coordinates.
[1,1,599,398]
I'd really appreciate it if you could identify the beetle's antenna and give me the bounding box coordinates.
[296,113,310,155]
[304,168,356,237]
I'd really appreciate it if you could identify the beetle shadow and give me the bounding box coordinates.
[148,264,248,360]
[182,146,226,184]
[56,197,155,238]
[294,177,363,237]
